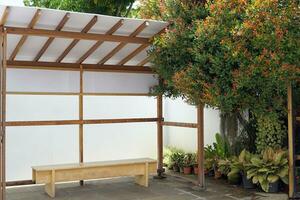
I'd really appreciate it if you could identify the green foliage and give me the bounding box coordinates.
[24,0,135,17]
[141,0,299,152]
[212,133,231,159]
[183,153,196,167]
[246,147,288,192]
[255,113,286,153]
[227,149,253,180]
[163,146,185,168]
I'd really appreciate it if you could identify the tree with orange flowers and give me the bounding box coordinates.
[141,0,299,152]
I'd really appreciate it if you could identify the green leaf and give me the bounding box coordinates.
[267,175,279,183]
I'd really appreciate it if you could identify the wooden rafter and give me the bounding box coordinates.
[0,7,9,26]
[56,16,98,63]
[6,26,150,45]
[118,44,148,65]
[97,21,149,65]
[9,9,41,61]
[33,13,70,62]
[76,19,124,64]
[138,57,150,66]
[118,27,167,66]
[7,60,155,74]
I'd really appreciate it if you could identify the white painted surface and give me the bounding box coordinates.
[163,98,220,153]
[5,70,219,181]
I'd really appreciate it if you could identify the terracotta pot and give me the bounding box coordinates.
[214,169,222,179]
[194,166,198,175]
[183,167,192,175]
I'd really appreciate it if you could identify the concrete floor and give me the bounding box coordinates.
[6,175,288,200]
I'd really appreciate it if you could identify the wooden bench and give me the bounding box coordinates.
[32,158,157,198]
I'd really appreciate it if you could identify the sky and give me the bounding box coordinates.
[0,0,24,6]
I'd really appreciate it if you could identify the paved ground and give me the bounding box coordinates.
[7,175,288,200]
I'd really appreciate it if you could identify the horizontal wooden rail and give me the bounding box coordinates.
[5,118,159,127]
[7,91,153,96]
[5,26,149,44]
[296,117,300,122]
[296,155,300,160]
[162,121,198,128]
[6,180,35,187]
[7,61,155,74]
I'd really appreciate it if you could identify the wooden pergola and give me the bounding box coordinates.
[0,5,205,200]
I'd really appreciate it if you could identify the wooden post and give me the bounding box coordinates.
[288,83,295,198]
[156,94,164,177]
[197,105,205,188]
[79,65,84,186]
[0,29,7,200]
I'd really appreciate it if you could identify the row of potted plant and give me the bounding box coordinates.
[164,147,198,175]
[217,148,288,193]
[164,134,289,193]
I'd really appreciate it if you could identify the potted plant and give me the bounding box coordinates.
[183,153,193,174]
[169,148,185,172]
[204,158,215,176]
[228,150,254,188]
[246,148,288,193]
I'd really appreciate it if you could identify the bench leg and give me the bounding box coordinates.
[135,163,149,187]
[45,170,55,198]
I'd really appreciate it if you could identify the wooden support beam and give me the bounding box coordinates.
[138,57,150,66]
[0,7,9,26]
[34,13,70,62]
[5,118,159,127]
[7,60,155,74]
[288,84,295,198]
[296,117,300,121]
[97,21,149,65]
[9,9,41,61]
[118,44,148,66]
[79,65,84,186]
[76,19,124,64]
[0,30,7,200]
[6,91,152,96]
[197,105,205,188]
[6,180,35,187]
[162,121,198,128]
[156,94,163,176]
[6,26,150,46]
[56,16,98,63]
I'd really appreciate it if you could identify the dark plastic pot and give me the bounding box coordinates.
[173,165,180,172]
[268,181,279,193]
[208,170,215,177]
[242,174,255,189]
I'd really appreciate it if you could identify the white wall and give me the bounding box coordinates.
[163,98,220,153]
[5,68,219,181]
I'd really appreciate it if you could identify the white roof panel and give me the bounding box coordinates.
[0,4,168,66]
